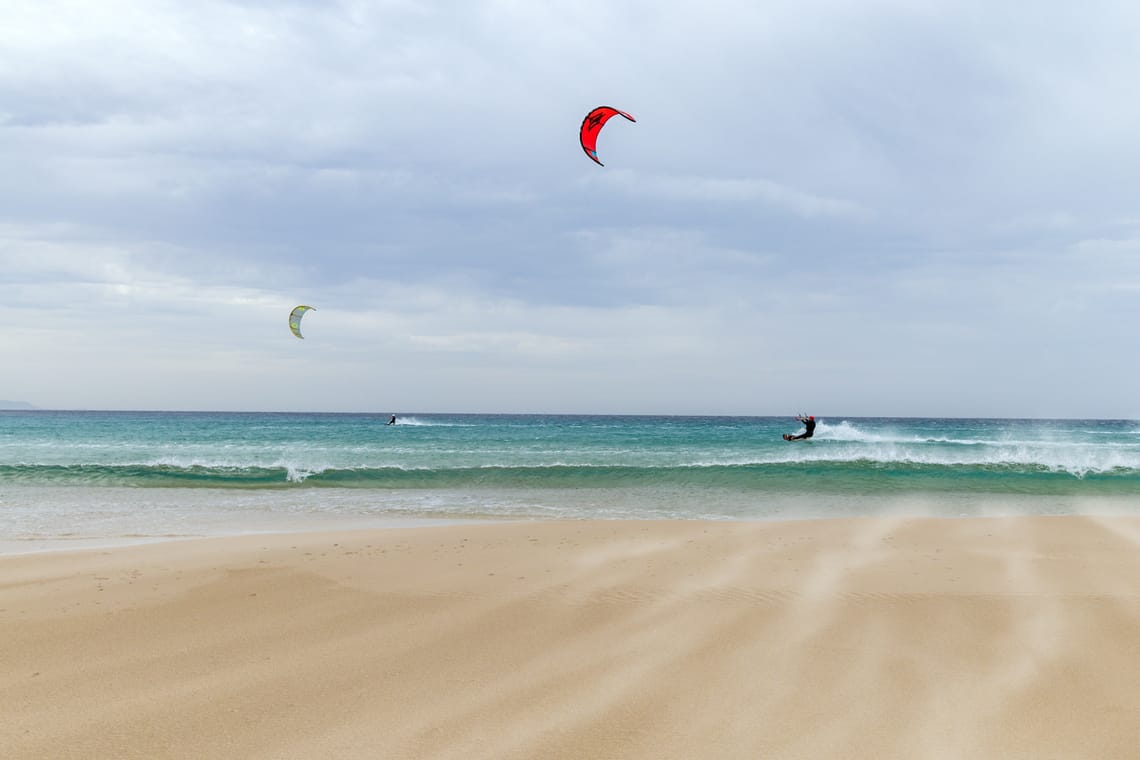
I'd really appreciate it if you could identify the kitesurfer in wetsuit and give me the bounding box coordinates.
[387,415,397,425]
[788,415,816,440]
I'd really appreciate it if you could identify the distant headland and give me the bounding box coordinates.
[0,400,36,410]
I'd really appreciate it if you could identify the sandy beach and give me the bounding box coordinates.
[3,516,1140,759]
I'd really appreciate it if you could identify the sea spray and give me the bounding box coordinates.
[2,411,1138,549]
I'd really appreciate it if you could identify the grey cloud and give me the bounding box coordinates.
[4,0,1140,415]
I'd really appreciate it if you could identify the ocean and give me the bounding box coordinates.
[2,411,1139,553]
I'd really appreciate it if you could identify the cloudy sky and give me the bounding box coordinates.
[3,0,1140,417]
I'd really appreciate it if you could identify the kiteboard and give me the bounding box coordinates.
[782,434,811,442]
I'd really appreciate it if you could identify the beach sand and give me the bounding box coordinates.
[3,516,1140,759]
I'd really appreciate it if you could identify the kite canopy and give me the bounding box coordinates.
[579,106,635,166]
[288,305,314,339]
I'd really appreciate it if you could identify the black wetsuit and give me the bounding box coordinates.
[789,418,816,440]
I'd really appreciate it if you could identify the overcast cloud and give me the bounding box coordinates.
[3,0,1139,417]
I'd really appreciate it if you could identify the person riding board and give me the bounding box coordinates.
[784,415,816,441]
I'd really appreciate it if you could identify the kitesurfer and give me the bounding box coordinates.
[785,415,816,441]
[387,415,397,425]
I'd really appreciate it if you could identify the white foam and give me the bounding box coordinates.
[387,416,473,427]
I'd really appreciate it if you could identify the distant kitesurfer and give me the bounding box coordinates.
[784,415,816,441]
[387,415,397,425]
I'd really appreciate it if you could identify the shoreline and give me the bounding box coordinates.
[0,515,496,557]
[5,492,1140,557]
[4,515,1140,759]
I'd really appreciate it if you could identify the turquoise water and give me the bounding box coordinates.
[3,411,1139,551]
